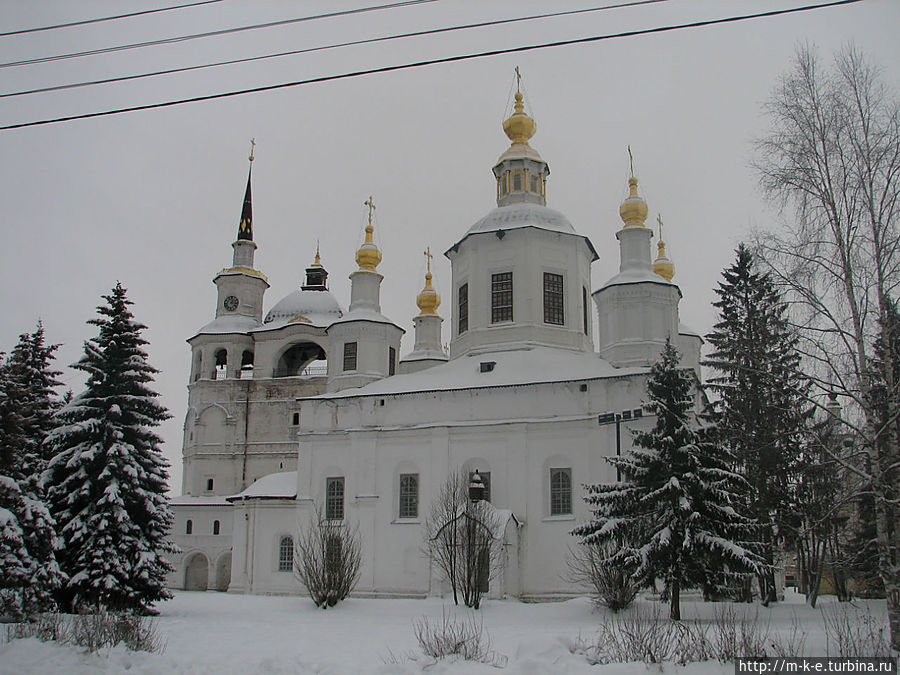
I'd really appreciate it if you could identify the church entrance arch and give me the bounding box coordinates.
[184,552,209,591]
[214,552,232,591]
[274,341,327,378]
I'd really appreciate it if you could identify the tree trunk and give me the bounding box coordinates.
[669,576,681,620]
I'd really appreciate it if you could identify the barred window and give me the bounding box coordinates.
[458,283,468,334]
[389,346,396,376]
[512,171,523,191]
[326,477,345,520]
[550,468,572,515]
[399,473,419,519]
[278,535,293,572]
[343,342,357,371]
[491,273,513,323]
[544,273,564,325]
[582,286,589,334]
[530,174,541,193]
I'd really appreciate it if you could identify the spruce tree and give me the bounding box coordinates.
[703,244,812,604]
[43,283,174,613]
[574,340,763,620]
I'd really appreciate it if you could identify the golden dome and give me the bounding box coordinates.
[417,272,441,316]
[619,176,649,228]
[653,214,675,281]
[356,224,382,271]
[503,92,537,146]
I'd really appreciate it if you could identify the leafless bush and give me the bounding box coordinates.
[70,608,165,653]
[571,601,796,665]
[769,612,808,657]
[5,612,68,643]
[294,505,362,609]
[564,542,639,611]
[413,607,507,667]
[822,603,890,657]
[6,609,164,653]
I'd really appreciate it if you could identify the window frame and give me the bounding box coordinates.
[213,520,220,535]
[388,346,396,376]
[582,286,589,335]
[342,342,358,372]
[550,467,573,516]
[186,519,193,535]
[543,272,565,325]
[398,473,419,519]
[326,476,345,521]
[491,272,513,324]
[458,283,469,334]
[278,535,293,572]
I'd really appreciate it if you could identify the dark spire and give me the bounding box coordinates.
[237,140,255,241]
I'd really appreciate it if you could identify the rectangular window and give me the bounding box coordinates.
[469,471,492,503]
[343,342,357,371]
[491,272,513,323]
[512,171,523,191]
[530,174,541,193]
[582,286,589,334]
[278,536,293,572]
[543,272,564,325]
[550,468,572,515]
[458,283,468,334]
[326,477,345,520]
[389,346,396,376]
[399,473,418,519]
[205,478,214,492]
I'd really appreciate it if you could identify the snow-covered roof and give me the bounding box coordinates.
[258,289,344,331]
[226,471,297,501]
[192,314,260,337]
[169,495,232,506]
[328,308,404,331]
[312,346,646,399]
[597,268,680,291]
[467,203,576,236]
[679,321,703,339]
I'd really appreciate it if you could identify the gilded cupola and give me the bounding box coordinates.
[653,214,675,281]
[619,176,649,229]
[503,91,537,146]
[356,196,382,272]
[416,247,441,316]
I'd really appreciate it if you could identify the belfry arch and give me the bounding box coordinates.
[273,341,327,378]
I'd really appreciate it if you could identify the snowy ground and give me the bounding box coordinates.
[0,590,891,674]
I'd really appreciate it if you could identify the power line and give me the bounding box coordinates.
[0,0,441,68]
[0,0,673,99]
[0,0,866,132]
[0,1,225,37]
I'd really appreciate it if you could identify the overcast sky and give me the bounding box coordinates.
[1,0,897,494]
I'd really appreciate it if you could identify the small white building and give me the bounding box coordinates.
[167,85,701,600]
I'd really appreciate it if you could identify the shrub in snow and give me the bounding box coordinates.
[413,607,506,666]
[43,283,174,614]
[822,603,890,657]
[6,609,164,653]
[564,541,638,611]
[574,340,765,620]
[294,505,361,608]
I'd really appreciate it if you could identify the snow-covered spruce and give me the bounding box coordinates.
[702,244,813,604]
[573,339,766,620]
[43,282,174,613]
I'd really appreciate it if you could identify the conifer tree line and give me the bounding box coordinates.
[0,282,174,619]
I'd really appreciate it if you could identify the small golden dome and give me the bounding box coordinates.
[356,224,382,271]
[654,241,675,281]
[417,272,441,316]
[503,92,537,146]
[619,176,649,228]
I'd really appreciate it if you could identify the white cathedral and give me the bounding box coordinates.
[166,85,702,600]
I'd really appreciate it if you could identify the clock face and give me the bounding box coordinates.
[223,295,239,312]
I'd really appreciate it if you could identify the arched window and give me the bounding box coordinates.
[240,350,254,379]
[186,519,193,535]
[550,468,572,515]
[214,349,228,380]
[213,520,220,535]
[399,473,418,519]
[278,535,293,572]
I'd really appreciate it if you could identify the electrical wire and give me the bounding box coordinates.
[0,0,441,68]
[0,1,225,37]
[0,0,866,132]
[0,0,673,99]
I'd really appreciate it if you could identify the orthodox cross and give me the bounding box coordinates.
[657,213,664,239]
[515,66,521,93]
[364,196,376,226]
[424,246,433,273]
[627,145,634,177]
[249,138,256,162]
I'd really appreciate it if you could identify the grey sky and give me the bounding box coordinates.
[1,0,897,494]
